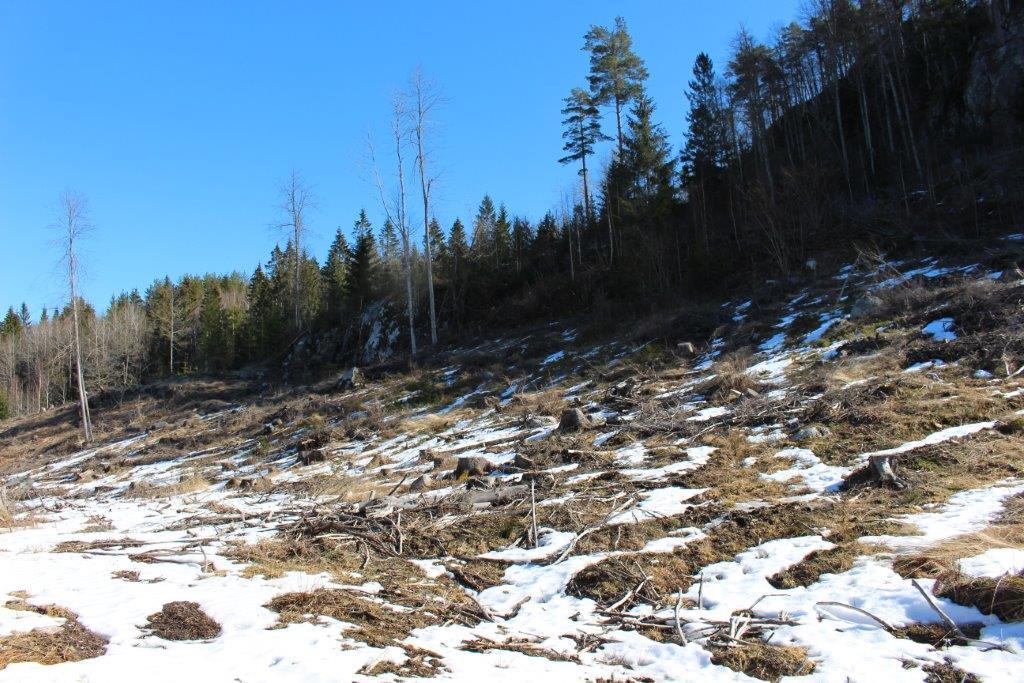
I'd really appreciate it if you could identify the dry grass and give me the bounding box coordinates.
[143,601,221,640]
[569,504,830,605]
[922,659,982,683]
[892,496,1024,580]
[767,545,860,589]
[504,388,565,420]
[709,642,815,681]
[357,645,447,678]
[697,349,763,404]
[933,573,1024,622]
[266,588,433,648]
[0,599,107,670]
[126,473,212,499]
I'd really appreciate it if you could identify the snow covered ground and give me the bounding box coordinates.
[2,246,1024,681]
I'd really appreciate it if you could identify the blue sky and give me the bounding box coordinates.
[0,0,799,316]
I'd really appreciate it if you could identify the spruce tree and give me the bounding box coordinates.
[621,93,675,210]
[470,195,496,259]
[345,223,378,319]
[322,227,352,325]
[681,53,728,184]
[428,218,447,269]
[1,307,21,338]
[493,204,512,270]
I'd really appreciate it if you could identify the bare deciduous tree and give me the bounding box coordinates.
[410,68,443,346]
[277,170,315,330]
[369,94,418,356]
[55,190,93,444]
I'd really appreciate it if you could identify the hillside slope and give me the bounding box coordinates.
[2,235,1024,681]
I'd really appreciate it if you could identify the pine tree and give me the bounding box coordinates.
[560,88,608,224]
[17,303,30,326]
[584,16,649,155]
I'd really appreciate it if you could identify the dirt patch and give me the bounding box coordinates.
[767,545,859,589]
[0,599,107,670]
[933,573,1024,622]
[143,601,222,640]
[709,642,815,681]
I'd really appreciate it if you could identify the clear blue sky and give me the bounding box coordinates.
[0,0,799,316]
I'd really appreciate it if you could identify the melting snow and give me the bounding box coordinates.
[922,317,957,341]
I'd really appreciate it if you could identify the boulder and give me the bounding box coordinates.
[850,294,883,319]
[525,415,558,430]
[336,367,364,391]
[513,453,536,470]
[453,456,497,479]
[298,450,327,466]
[559,408,591,432]
[409,474,433,493]
[793,425,832,441]
[677,341,698,358]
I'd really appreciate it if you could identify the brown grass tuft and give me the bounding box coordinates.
[767,545,859,589]
[697,349,763,404]
[266,588,432,648]
[933,572,1024,622]
[143,601,221,640]
[0,599,107,670]
[709,642,816,681]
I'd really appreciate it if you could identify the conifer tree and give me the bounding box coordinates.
[345,221,378,319]
[560,88,607,225]
[583,16,649,155]
[322,227,351,324]
[493,204,512,270]
[621,93,675,211]
[1,308,21,338]
[681,53,728,184]
[682,53,728,254]
[428,218,447,269]
[471,195,497,259]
